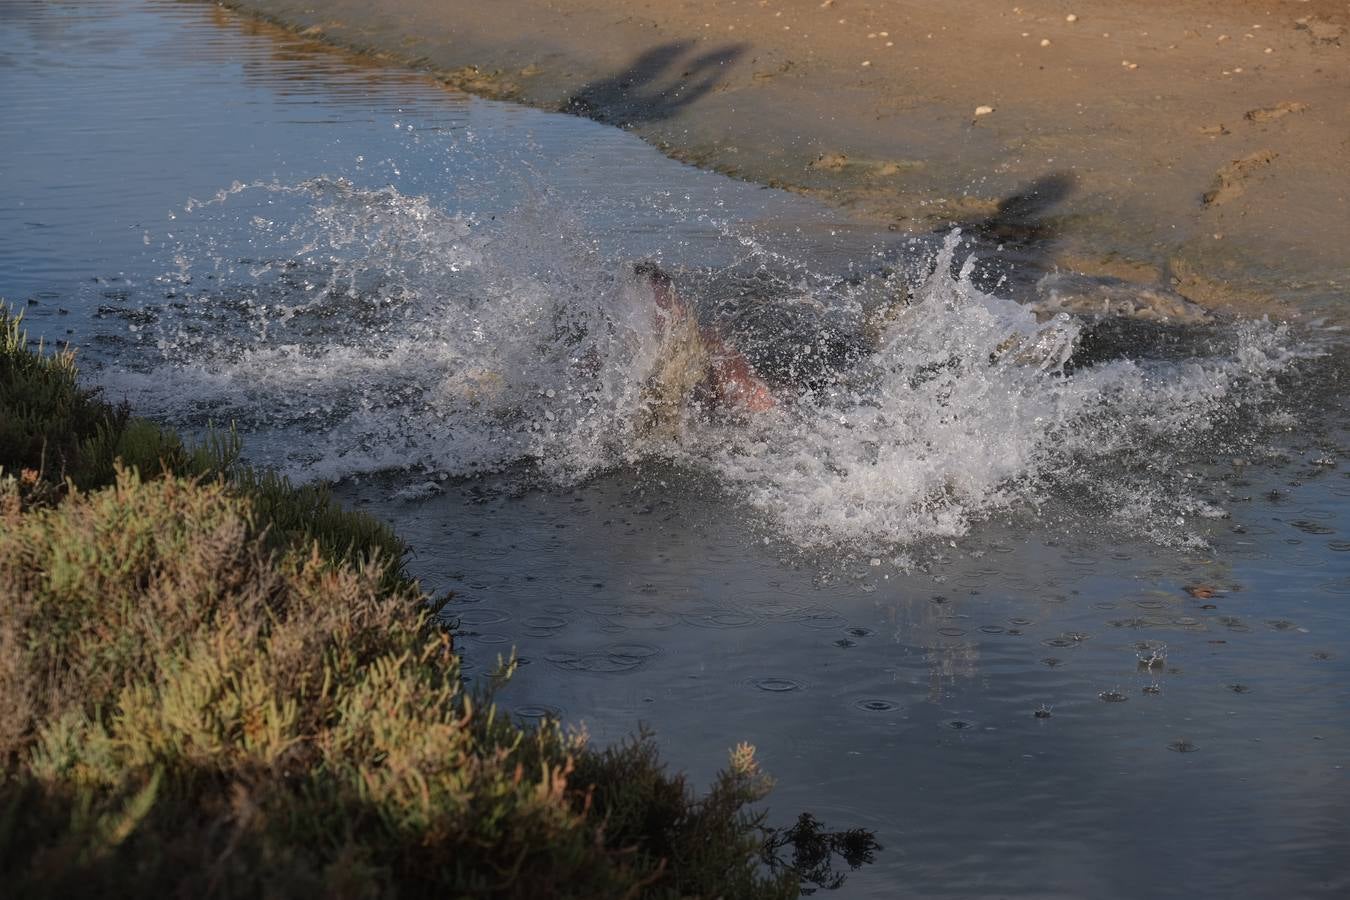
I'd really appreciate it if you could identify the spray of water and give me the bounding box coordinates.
[104,178,1307,552]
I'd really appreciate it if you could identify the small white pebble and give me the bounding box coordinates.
[1040,38,1051,47]
[1066,13,1078,23]
[1264,47,1273,54]
[974,105,995,116]
[1233,67,1243,73]
[1122,60,1138,69]
[879,31,888,37]
[885,40,894,46]
[861,59,871,66]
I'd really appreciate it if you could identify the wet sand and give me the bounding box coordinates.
[222,0,1348,319]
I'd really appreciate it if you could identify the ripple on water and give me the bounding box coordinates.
[522,615,569,630]
[1318,577,1350,596]
[853,698,902,713]
[751,677,805,693]
[601,608,681,630]
[544,642,661,674]
[457,609,511,626]
[792,607,848,630]
[513,704,563,721]
[681,607,761,629]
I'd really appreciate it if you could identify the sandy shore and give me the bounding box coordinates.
[223,0,1348,319]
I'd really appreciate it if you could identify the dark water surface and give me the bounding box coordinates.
[3,2,1348,897]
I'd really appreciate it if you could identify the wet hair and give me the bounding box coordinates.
[632,260,673,290]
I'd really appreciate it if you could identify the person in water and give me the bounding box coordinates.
[631,260,908,435]
[634,261,777,417]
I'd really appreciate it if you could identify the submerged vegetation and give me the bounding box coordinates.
[0,306,875,897]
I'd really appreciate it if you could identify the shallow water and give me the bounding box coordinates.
[3,1,1348,896]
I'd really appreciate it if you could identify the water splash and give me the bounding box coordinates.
[105,177,1308,553]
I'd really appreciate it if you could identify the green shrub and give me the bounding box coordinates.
[1,305,404,579]
[0,468,797,897]
[1,307,127,488]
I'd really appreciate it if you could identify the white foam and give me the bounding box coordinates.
[105,180,1307,553]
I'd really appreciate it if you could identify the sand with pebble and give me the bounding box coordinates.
[225,0,1349,319]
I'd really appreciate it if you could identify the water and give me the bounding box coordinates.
[3,1,1348,896]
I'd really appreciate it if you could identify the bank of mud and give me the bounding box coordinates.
[218,0,1348,321]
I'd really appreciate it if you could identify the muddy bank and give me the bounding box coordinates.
[220,0,1348,320]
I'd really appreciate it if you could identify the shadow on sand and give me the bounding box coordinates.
[564,40,746,127]
[964,171,1077,248]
